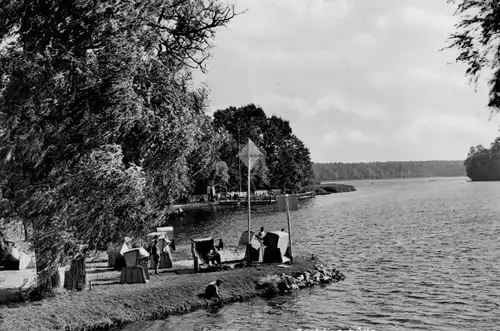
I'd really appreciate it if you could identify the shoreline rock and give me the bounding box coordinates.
[257,263,346,297]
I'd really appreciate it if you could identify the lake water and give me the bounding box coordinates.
[118,177,500,331]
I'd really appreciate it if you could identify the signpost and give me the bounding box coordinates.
[237,138,263,262]
[277,194,298,263]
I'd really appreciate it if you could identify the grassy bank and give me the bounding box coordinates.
[1,255,342,331]
[305,183,356,195]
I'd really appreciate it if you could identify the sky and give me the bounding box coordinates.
[193,0,500,163]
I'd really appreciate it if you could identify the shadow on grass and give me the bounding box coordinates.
[86,268,115,275]
[160,268,194,275]
[91,279,121,286]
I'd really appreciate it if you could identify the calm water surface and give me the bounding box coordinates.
[118,177,500,331]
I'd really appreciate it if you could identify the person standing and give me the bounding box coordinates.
[151,237,160,274]
[256,227,266,242]
[216,238,224,251]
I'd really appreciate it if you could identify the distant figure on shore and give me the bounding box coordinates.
[216,238,224,251]
[150,237,160,274]
[205,279,224,299]
[256,227,266,242]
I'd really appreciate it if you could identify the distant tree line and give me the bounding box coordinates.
[313,160,466,181]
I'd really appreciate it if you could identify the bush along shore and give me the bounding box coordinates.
[1,256,345,331]
[305,183,356,196]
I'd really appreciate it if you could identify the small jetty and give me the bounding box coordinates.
[219,198,275,206]
[218,191,315,206]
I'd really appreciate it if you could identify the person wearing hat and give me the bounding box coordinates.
[205,279,224,299]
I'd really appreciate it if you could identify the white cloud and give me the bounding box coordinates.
[399,112,499,144]
[344,129,382,144]
[197,1,494,162]
[415,113,497,135]
[401,65,465,86]
[375,16,390,29]
[229,41,338,66]
[320,129,381,145]
[259,93,390,121]
[401,6,457,32]
[376,5,457,33]
[367,71,395,88]
[227,0,352,38]
[323,131,341,143]
[351,33,377,48]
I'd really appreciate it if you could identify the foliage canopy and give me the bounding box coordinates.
[446,0,500,112]
[0,0,235,296]
[213,104,314,192]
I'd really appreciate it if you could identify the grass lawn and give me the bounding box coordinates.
[2,251,322,331]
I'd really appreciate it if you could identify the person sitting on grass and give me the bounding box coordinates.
[205,279,224,299]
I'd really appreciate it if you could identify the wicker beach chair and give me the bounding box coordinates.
[120,248,150,284]
[191,237,221,272]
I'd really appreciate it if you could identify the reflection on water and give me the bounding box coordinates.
[119,177,500,331]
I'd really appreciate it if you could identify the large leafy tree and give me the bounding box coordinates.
[0,0,235,297]
[186,90,230,195]
[213,104,270,191]
[464,138,500,179]
[213,105,313,192]
[264,116,314,192]
[446,0,500,111]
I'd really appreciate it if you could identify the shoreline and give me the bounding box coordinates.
[1,250,345,331]
[320,175,469,183]
[173,186,357,210]
[306,183,356,195]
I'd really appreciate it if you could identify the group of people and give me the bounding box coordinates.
[148,235,174,274]
[202,227,290,301]
[255,227,286,243]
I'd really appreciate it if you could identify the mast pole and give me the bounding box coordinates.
[247,138,252,262]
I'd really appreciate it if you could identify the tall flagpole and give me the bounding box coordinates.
[238,128,242,194]
[247,138,251,262]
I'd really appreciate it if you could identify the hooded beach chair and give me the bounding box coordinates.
[191,237,220,272]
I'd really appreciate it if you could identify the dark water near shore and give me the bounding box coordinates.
[119,177,500,331]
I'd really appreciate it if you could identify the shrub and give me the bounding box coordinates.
[314,188,328,195]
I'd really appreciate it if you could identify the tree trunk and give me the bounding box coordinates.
[30,250,60,300]
[64,255,86,291]
[30,218,61,300]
